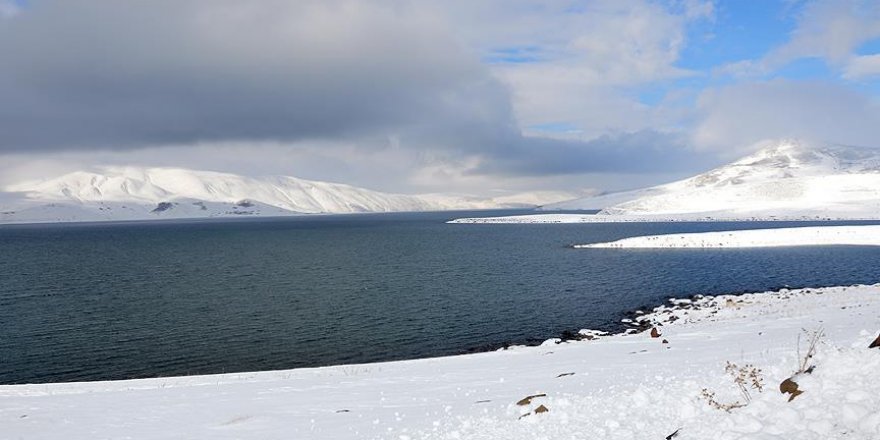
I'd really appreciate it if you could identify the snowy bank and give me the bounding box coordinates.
[575,225,880,249]
[447,212,880,224]
[2,285,879,439]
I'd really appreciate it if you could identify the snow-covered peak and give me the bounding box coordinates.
[545,140,880,218]
[678,140,880,190]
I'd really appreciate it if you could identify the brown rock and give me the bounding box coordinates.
[534,404,549,414]
[650,327,662,338]
[869,333,880,349]
[516,393,546,406]
[779,378,804,402]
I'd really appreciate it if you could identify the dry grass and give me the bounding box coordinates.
[701,361,764,412]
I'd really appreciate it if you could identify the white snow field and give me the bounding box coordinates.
[0,167,583,224]
[576,224,880,249]
[452,140,880,224]
[2,285,879,439]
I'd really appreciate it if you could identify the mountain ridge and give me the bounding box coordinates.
[0,166,585,224]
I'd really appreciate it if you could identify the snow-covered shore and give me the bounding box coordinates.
[2,285,879,439]
[576,225,880,248]
[447,212,880,224]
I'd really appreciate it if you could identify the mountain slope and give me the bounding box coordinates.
[544,140,880,218]
[6,167,446,214]
[0,167,582,224]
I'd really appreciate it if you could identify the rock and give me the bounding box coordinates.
[779,378,804,402]
[534,404,549,414]
[516,393,546,406]
[151,202,174,212]
[869,333,880,349]
[650,327,662,338]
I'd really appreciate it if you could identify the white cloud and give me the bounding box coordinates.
[680,0,715,21]
[843,54,880,79]
[455,0,712,138]
[693,79,880,154]
[768,0,880,66]
[717,0,880,79]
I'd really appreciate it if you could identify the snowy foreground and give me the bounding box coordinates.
[577,224,880,249]
[2,286,880,439]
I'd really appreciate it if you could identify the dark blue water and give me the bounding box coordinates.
[3,210,880,384]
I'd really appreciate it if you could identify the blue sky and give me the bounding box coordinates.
[1,0,879,194]
[508,0,879,140]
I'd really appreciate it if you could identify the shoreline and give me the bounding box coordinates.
[4,284,862,387]
[0,282,849,387]
[2,284,879,438]
[448,213,880,224]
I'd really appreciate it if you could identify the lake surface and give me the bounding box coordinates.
[3,211,880,384]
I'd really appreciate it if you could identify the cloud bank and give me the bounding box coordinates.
[0,0,878,194]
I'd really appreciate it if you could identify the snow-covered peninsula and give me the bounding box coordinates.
[576,224,880,249]
[2,284,878,439]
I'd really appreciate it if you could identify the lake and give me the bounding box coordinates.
[2,210,880,384]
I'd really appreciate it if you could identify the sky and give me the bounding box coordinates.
[1,0,879,195]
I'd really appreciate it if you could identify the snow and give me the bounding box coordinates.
[575,224,880,248]
[455,140,880,224]
[0,167,583,224]
[552,140,880,218]
[447,211,870,224]
[2,284,879,439]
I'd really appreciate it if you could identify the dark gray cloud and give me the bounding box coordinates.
[1,1,501,148]
[0,0,704,177]
[469,130,717,176]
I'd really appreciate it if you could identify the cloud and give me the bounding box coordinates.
[0,0,716,187]
[767,0,880,67]
[9,1,875,195]
[0,0,19,18]
[475,130,716,176]
[0,0,509,152]
[717,0,880,78]
[460,0,712,137]
[843,54,880,79]
[693,79,880,154]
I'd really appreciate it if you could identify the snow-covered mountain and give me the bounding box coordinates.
[0,167,581,224]
[545,140,880,219]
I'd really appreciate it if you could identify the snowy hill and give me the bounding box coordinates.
[0,167,579,224]
[545,140,880,219]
